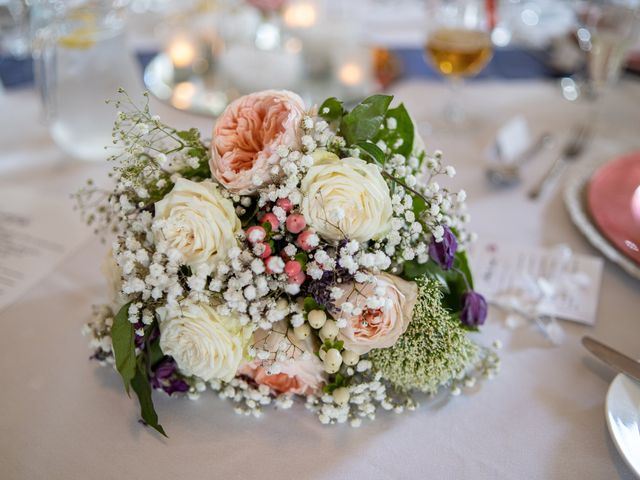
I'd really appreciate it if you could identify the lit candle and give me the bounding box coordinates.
[283,1,318,29]
[167,36,197,68]
[171,81,196,110]
[338,62,364,86]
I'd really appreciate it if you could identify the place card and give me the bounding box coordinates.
[468,241,604,325]
[0,187,91,313]
[489,115,532,163]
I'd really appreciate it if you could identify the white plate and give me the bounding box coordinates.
[606,373,640,477]
[564,160,640,281]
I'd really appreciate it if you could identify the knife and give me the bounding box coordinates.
[582,336,640,382]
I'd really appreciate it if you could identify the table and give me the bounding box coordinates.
[1,79,639,479]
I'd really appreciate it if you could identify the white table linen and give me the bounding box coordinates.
[1,79,639,479]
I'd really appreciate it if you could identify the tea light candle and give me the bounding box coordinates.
[338,62,364,86]
[166,35,198,82]
[333,47,372,99]
[167,36,197,68]
[283,0,318,29]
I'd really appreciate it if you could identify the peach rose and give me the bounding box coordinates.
[335,273,418,355]
[238,321,325,395]
[210,90,306,194]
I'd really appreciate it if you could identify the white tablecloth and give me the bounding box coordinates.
[1,79,640,479]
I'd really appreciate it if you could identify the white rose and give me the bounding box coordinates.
[159,303,253,382]
[153,178,241,269]
[300,150,393,243]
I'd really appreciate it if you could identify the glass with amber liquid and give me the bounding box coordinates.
[425,28,493,77]
[423,1,494,130]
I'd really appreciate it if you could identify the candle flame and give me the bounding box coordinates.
[338,63,364,86]
[284,3,317,28]
[168,38,196,68]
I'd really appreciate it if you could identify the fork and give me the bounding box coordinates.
[528,124,591,200]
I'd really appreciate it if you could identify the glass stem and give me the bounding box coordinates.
[443,76,465,125]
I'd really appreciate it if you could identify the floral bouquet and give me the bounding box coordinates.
[79,89,498,436]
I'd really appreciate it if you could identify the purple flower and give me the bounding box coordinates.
[428,226,458,270]
[460,291,488,327]
[151,358,190,395]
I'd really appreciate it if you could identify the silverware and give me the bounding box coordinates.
[582,336,640,382]
[528,124,591,200]
[487,132,554,188]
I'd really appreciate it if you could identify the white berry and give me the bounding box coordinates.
[293,323,311,340]
[319,319,338,341]
[307,309,327,329]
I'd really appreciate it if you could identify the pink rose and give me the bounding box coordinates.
[210,90,306,194]
[247,0,287,12]
[239,321,325,395]
[335,273,418,355]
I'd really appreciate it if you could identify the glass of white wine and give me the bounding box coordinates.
[423,0,494,130]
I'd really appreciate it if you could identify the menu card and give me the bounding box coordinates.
[0,187,91,312]
[468,241,604,325]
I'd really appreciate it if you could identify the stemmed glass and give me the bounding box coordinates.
[423,0,495,131]
[574,0,640,99]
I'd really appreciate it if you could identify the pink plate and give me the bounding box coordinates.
[587,152,640,266]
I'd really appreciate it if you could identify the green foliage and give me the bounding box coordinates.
[318,97,344,122]
[111,303,135,395]
[322,372,347,394]
[112,306,166,436]
[303,296,324,312]
[321,338,344,352]
[339,94,393,146]
[401,251,473,314]
[373,103,414,158]
[368,278,478,393]
[131,358,167,437]
[355,141,386,165]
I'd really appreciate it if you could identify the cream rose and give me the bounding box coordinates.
[300,150,393,243]
[158,303,253,382]
[153,178,241,269]
[335,273,418,355]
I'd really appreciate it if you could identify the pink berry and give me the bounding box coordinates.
[255,242,272,259]
[286,214,306,234]
[245,225,266,244]
[259,213,279,231]
[284,260,302,278]
[290,271,306,285]
[296,230,317,251]
[276,198,293,213]
[265,255,285,274]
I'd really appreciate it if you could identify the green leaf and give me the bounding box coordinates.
[412,195,427,216]
[303,296,324,312]
[262,221,272,235]
[355,141,386,165]
[373,103,415,158]
[131,361,167,437]
[294,252,308,269]
[176,128,201,143]
[454,251,474,290]
[339,94,393,146]
[318,97,344,122]
[111,302,136,396]
[147,337,164,368]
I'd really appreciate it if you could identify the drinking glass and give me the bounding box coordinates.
[575,0,640,98]
[423,0,494,129]
[32,0,142,162]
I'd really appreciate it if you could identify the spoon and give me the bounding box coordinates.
[487,132,554,188]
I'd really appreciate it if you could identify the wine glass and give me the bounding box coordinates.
[574,0,640,98]
[423,0,495,131]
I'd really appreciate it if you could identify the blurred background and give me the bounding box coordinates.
[1,0,639,160]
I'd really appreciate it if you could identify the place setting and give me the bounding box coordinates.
[1,0,640,479]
